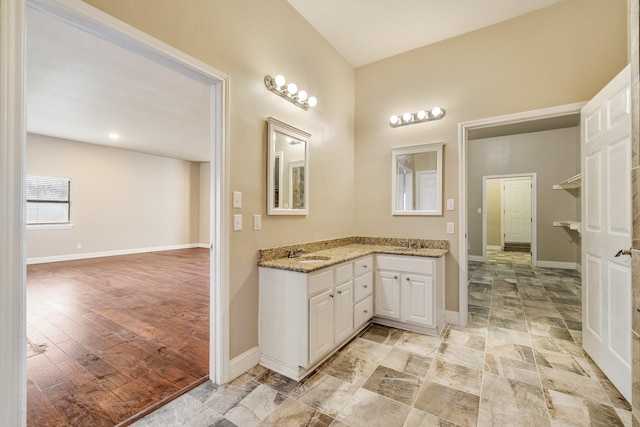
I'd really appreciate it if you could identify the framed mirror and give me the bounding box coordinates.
[392,142,443,215]
[267,117,310,215]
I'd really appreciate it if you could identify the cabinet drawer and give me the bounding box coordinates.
[308,269,334,296]
[376,255,434,275]
[335,262,353,284]
[354,272,373,302]
[354,256,373,276]
[354,296,373,328]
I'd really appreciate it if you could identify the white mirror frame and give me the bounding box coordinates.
[267,117,310,215]
[391,142,444,216]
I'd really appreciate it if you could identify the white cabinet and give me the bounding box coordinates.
[374,255,444,335]
[375,270,401,319]
[259,256,371,381]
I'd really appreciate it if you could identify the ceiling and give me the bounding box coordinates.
[287,0,566,68]
[26,1,571,162]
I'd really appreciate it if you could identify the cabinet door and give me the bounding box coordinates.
[375,270,401,319]
[401,273,434,327]
[309,289,334,364]
[334,281,354,344]
[354,295,373,329]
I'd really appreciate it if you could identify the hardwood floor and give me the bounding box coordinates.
[26,248,210,426]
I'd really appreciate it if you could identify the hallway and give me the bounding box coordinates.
[133,251,631,426]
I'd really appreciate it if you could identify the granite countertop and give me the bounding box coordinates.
[258,242,448,273]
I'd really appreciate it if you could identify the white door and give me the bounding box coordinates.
[582,65,632,402]
[375,271,401,319]
[309,289,334,364]
[503,178,532,243]
[417,170,437,210]
[401,273,434,327]
[334,281,354,343]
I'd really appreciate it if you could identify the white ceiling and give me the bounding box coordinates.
[288,0,565,68]
[26,2,569,161]
[26,7,211,162]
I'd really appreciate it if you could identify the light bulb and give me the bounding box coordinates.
[390,115,399,124]
[402,112,412,122]
[416,110,427,120]
[287,83,298,95]
[431,106,442,117]
[308,96,317,107]
[274,74,286,87]
[297,90,308,101]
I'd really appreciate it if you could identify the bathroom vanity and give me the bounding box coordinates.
[258,237,446,381]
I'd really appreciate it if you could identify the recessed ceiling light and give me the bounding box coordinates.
[108,132,120,140]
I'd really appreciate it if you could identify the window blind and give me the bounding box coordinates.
[26,175,70,224]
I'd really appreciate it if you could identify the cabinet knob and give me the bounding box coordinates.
[330,293,334,298]
[394,275,398,279]
[364,310,368,314]
[406,277,410,281]
[363,264,368,268]
[337,290,342,295]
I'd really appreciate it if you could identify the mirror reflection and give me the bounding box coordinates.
[267,118,310,215]
[392,143,443,215]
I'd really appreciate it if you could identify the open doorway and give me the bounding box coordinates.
[19,0,229,425]
[481,174,536,265]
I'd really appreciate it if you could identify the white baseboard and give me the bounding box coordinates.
[229,346,260,381]
[536,260,579,270]
[445,310,460,326]
[486,245,502,251]
[468,255,483,262]
[27,243,205,265]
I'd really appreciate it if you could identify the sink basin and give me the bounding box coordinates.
[298,255,332,263]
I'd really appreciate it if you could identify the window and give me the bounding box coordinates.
[26,175,70,225]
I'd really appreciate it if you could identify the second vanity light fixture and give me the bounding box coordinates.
[264,74,317,111]
[389,106,446,128]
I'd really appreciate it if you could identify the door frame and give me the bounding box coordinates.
[457,102,584,327]
[0,0,230,423]
[482,174,537,265]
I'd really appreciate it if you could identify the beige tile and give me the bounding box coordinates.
[291,372,358,417]
[436,342,484,371]
[426,358,482,396]
[379,348,432,379]
[336,388,411,427]
[441,328,486,351]
[538,365,610,405]
[394,331,442,357]
[261,398,333,427]
[224,384,286,426]
[413,382,479,427]
[402,408,460,427]
[362,365,422,406]
[484,353,540,387]
[544,388,624,427]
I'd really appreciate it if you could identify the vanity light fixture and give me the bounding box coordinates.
[264,74,317,110]
[389,106,446,128]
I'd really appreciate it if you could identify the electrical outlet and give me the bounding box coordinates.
[233,214,242,231]
[253,214,261,230]
[477,208,482,214]
[446,222,455,234]
[233,191,242,208]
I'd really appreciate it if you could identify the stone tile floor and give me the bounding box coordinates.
[131,251,632,426]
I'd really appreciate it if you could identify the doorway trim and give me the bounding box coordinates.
[457,102,584,327]
[481,174,537,265]
[0,0,230,423]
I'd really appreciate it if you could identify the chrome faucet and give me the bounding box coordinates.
[287,248,306,258]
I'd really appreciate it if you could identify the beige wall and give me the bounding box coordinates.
[26,133,201,259]
[468,128,580,263]
[199,162,210,245]
[354,0,627,311]
[81,0,356,358]
[486,179,502,248]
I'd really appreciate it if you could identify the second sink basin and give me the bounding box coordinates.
[298,255,332,263]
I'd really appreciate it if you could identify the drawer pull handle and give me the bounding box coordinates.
[363,285,368,288]
[363,264,368,268]
[394,275,398,279]
[364,310,368,314]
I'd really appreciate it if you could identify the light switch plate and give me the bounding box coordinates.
[446,199,454,211]
[446,222,455,234]
[233,191,242,208]
[233,214,242,231]
[253,214,261,230]
[477,208,482,214]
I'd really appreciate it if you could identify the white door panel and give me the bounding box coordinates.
[582,64,631,403]
[503,178,532,244]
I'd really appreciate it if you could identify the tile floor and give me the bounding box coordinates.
[131,250,632,427]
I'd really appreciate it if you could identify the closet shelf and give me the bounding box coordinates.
[553,173,581,190]
[553,221,582,233]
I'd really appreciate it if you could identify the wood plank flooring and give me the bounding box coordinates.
[26,248,210,426]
